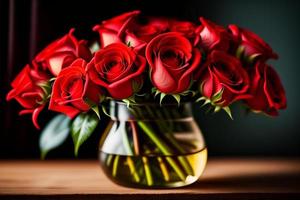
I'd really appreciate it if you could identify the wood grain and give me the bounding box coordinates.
[0,158,299,199]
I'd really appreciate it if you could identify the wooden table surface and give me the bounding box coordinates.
[0,158,299,200]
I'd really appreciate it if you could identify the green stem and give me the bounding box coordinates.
[147,106,194,176]
[137,121,186,181]
[157,157,170,181]
[137,121,172,155]
[165,134,193,175]
[120,121,141,182]
[165,157,186,181]
[106,154,113,167]
[142,156,153,186]
[112,155,120,177]
[160,108,194,176]
[178,156,193,176]
[127,157,140,183]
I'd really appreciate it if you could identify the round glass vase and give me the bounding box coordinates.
[98,101,207,188]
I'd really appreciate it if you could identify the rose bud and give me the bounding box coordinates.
[196,17,230,52]
[6,65,51,129]
[34,28,92,76]
[49,59,101,118]
[245,61,286,116]
[87,43,146,99]
[228,24,278,61]
[196,50,250,107]
[146,32,201,94]
[93,10,141,48]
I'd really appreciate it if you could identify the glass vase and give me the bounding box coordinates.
[98,101,207,188]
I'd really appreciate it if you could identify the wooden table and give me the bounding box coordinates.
[0,158,299,199]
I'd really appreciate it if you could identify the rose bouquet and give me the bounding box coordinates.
[6,11,286,188]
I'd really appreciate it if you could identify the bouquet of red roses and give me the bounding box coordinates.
[6,11,286,186]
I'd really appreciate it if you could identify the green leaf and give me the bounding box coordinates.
[90,41,100,53]
[214,106,221,113]
[247,53,260,64]
[84,98,101,119]
[154,90,160,97]
[201,99,211,107]
[223,106,233,120]
[122,96,137,108]
[196,96,206,102]
[91,105,100,119]
[151,87,161,98]
[102,105,111,117]
[123,99,130,108]
[151,87,157,94]
[128,96,137,103]
[159,93,166,106]
[212,89,224,103]
[172,94,181,105]
[99,94,106,103]
[199,81,205,94]
[37,81,51,95]
[39,115,71,159]
[181,90,196,97]
[71,113,99,156]
[236,45,245,59]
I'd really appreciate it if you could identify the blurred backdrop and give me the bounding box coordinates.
[0,0,299,158]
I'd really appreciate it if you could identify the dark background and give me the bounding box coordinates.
[0,0,299,159]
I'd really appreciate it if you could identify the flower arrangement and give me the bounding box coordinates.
[6,10,286,161]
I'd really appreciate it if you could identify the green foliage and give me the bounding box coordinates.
[90,41,100,53]
[211,89,224,103]
[102,105,111,118]
[172,94,181,105]
[160,93,166,105]
[122,96,137,108]
[37,81,52,104]
[152,87,197,106]
[85,98,101,119]
[236,45,245,59]
[196,89,233,119]
[39,114,71,159]
[71,113,99,156]
[223,106,233,120]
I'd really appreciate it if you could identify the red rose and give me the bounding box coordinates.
[93,10,141,48]
[245,61,286,116]
[49,59,101,118]
[125,17,169,49]
[169,20,198,44]
[197,50,250,107]
[34,29,92,76]
[228,25,278,61]
[87,43,146,99]
[93,11,171,51]
[146,32,201,94]
[6,65,50,129]
[196,17,230,52]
